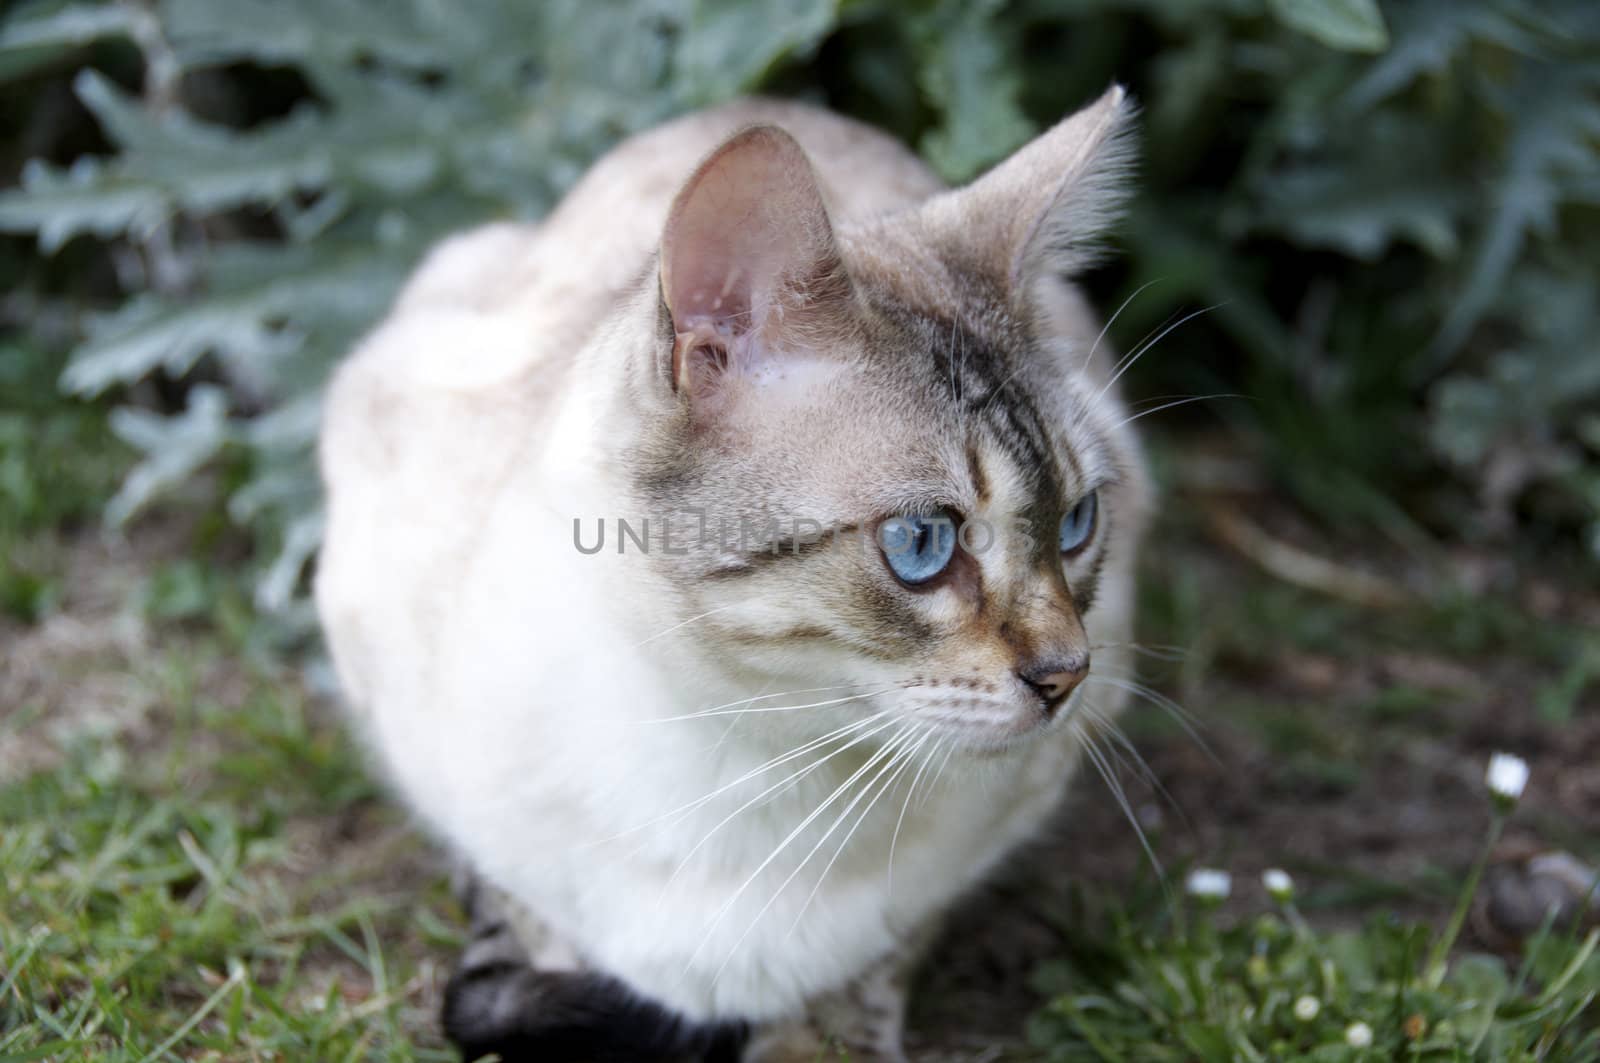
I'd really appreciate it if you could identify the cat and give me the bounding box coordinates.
[315,86,1150,1061]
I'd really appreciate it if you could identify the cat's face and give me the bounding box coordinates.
[628,89,1147,751]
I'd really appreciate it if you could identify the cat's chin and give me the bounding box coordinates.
[927,705,1076,758]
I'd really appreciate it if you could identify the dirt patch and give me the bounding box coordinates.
[0,529,167,781]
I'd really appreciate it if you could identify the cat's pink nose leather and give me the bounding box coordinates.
[1018,656,1089,712]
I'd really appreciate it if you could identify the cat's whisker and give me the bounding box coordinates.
[887,730,946,896]
[689,725,917,977]
[594,707,893,847]
[1091,302,1228,408]
[632,603,745,648]
[957,323,970,425]
[785,727,932,937]
[1078,725,1163,876]
[920,733,960,808]
[696,669,794,755]
[1081,277,1164,373]
[1086,671,1201,725]
[1104,392,1244,433]
[658,708,892,827]
[712,729,920,977]
[664,713,903,883]
[977,360,1027,417]
[1094,307,1181,397]
[702,711,747,757]
[1090,640,1189,662]
[1080,705,1158,792]
[947,316,962,424]
[647,683,891,724]
[1086,672,1208,738]
[1080,703,1186,830]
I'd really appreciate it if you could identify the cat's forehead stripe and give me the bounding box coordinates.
[914,308,1071,510]
[965,442,990,504]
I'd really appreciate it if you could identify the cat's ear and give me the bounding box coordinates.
[927,85,1136,295]
[659,125,847,403]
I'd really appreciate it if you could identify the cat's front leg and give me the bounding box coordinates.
[442,874,746,1062]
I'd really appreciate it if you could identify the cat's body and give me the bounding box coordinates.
[317,92,1149,1060]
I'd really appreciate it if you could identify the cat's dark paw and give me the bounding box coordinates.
[441,943,746,1063]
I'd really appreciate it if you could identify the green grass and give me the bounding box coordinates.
[1026,781,1600,1061]
[0,370,460,1058]
[0,343,127,625]
[0,626,460,1061]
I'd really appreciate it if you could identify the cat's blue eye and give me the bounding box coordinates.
[879,514,957,585]
[1059,491,1098,555]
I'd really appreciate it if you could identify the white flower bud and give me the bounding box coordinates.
[1345,1021,1373,1047]
[1185,868,1231,901]
[1293,995,1320,1021]
[1262,868,1293,901]
[1486,752,1528,803]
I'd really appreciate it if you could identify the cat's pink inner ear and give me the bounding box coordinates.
[660,125,841,396]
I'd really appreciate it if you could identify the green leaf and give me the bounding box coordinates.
[912,0,1036,181]
[1431,58,1600,360]
[1343,0,1536,111]
[159,0,460,69]
[105,384,231,526]
[0,66,548,254]
[0,1,135,83]
[1267,0,1389,53]
[0,157,167,252]
[61,239,414,397]
[675,0,837,103]
[1242,104,1467,259]
[255,510,323,614]
[0,0,133,50]
[1250,163,1462,260]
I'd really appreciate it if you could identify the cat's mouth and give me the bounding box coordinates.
[908,686,1082,755]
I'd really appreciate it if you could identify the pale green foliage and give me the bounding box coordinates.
[1267,0,1389,53]
[2,0,1598,620]
[911,0,1037,181]
[1109,0,1600,551]
[0,0,839,617]
[0,0,138,81]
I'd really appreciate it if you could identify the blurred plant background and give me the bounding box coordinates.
[3,0,1599,1059]
[2,0,1598,624]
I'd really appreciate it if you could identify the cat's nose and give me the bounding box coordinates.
[1017,654,1089,713]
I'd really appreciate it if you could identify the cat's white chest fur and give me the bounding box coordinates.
[323,386,1089,1019]
[318,93,1147,1031]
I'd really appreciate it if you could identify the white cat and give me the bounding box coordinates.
[316,87,1149,1061]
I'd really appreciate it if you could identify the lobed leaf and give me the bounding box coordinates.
[1267,0,1389,54]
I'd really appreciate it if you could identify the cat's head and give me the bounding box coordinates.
[625,88,1149,752]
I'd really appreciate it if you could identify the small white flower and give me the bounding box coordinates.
[1186,868,1232,900]
[1293,995,1320,1021]
[1345,1021,1373,1048]
[1262,868,1293,900]
[1486,752,1528,802]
